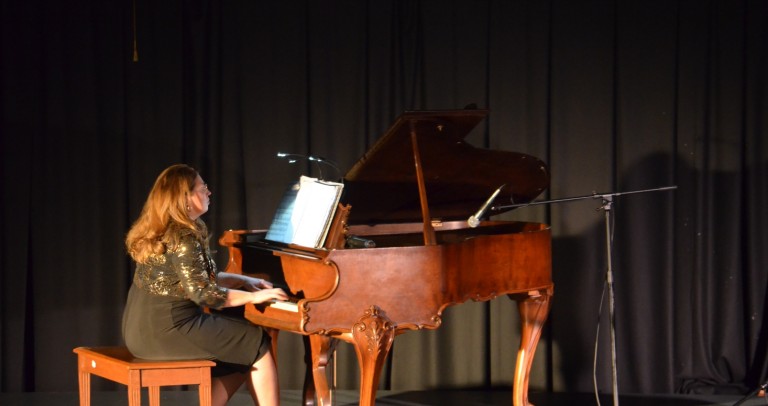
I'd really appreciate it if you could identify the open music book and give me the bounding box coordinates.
[265,176,344,249]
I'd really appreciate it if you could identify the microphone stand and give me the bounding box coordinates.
[491,185,677,406]
[731,380,768,406]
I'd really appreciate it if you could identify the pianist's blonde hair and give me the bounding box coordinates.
[125,164,208,264]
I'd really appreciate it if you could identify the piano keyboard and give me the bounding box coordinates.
[268,299,299,312]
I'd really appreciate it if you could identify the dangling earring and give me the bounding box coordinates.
[186,205,191,212]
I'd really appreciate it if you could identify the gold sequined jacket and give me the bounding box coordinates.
[132,229,228,309]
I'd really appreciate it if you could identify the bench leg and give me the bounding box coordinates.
[77,369,90,406]
[127,368,142,406]
[148,386,160,406]
[126,385,141,406]
[199,367,212,406]
[199,384,212,406]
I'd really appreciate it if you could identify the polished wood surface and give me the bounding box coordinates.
[220,220,552,406]
[342,109,549,225]
[219,109,553,406]
[73,346,214,406]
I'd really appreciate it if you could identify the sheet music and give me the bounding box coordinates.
[265,176,343,249]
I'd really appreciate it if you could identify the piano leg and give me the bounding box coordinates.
[267,328,317,405]
[350,305,396,406]
[510,289,552,406]
[309,334,335,406]
[302,336,316,406]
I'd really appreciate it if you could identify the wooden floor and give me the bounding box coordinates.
[0,390,763,406]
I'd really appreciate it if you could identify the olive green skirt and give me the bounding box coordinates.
[122,283,270,377]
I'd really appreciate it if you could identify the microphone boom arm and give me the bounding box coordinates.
[490,185,678,212]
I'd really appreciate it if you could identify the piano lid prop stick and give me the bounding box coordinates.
[409,123,436,245]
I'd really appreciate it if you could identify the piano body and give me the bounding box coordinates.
[219,109,552,406]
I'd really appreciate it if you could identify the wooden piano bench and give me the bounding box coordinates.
[73,346,215,406]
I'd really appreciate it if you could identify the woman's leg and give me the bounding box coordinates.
[211,373,246,406]
[246,349,280,405]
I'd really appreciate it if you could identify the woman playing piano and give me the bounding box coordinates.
[122,164,288,406]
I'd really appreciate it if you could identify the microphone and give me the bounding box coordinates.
[345,235,376,249]
[276,152,341,180]
[468,184,505,228]
[276,152,318,163]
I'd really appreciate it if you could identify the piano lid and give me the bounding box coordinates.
[342,109,550,225]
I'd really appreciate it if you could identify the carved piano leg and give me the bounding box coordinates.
[509,289,552,406]
[265,328,316,405]
[350,305,395,406]
[268,329,318,406]
[309,334,334,406]
[301,335,316,406]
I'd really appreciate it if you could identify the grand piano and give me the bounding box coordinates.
[219,109,553,406]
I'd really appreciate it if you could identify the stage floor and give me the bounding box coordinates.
[0,390,764,406]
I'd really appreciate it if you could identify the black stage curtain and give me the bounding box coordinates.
[2,0,767,397]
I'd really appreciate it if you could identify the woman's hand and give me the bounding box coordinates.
[224,282,288,307]
[250,288,289,304]
[241,276,273,292]
[217,272,273,291]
